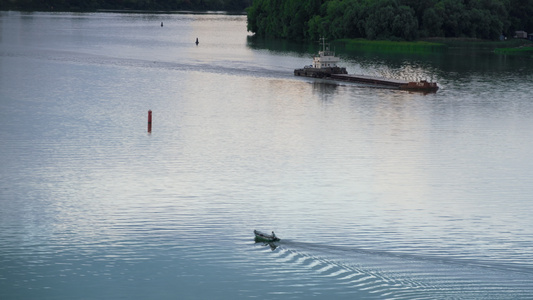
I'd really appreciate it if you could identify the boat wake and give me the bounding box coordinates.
[252,239,533,299]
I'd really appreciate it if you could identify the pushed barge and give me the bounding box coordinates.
[294,38,438,92]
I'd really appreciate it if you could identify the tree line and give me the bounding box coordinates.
[0,0,252,11]
[247,0,533,41]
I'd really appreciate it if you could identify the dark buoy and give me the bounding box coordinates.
[161,22,163,27]
[148,110,152,133]
[195,38,199,45]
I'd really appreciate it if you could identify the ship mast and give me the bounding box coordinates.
[320,37,326,52]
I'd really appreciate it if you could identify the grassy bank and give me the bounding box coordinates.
[427,37,532,49]
[494,45,533,56]
[335,37,533,57]
[336,39,447,54]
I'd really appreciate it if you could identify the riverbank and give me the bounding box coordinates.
[336,39,446,54]
[433,38,533,57]
[494,45,533,56]
[334,38,533,55]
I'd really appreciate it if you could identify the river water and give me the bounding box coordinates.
[1,11,533,299]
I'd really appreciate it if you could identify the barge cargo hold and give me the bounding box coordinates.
[330,74,439,91]
[294,38,438,93]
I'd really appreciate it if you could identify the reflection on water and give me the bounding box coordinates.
[1,11,533,300]
[255,240,279,251]
[246,35,315,55]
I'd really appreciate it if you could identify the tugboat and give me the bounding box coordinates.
[294,37,347,78]
[294,38,438,92]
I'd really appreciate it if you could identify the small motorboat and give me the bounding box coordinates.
[254,230,280,242]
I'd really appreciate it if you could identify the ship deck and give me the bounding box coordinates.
[330,74,408,87]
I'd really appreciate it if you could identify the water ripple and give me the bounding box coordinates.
[250,239,533,299]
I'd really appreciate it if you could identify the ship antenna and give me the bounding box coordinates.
[319,37,326,52]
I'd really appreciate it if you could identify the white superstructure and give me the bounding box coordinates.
[312,37,341,69]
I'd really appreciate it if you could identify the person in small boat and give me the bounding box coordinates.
[271,231,276,238]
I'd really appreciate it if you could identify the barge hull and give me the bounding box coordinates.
[330,74,438,92]
[331,74,407,87]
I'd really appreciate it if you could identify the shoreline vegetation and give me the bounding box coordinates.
[246,0,533,42]
[494,45,533,56]
[337,39,447,54]
[335,38,532,55]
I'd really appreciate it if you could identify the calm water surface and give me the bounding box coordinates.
[1,11,533,299]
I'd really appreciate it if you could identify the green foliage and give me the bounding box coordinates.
[494,47,533,54]
[494,39,533,56]
[362,0,419,40]
[246,0,533,41]
[247,0,321,40]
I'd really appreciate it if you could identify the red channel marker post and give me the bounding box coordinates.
[148,110,152,133]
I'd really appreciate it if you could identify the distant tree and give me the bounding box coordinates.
[324,0,347,39]
[392,5,419,40]
[438,0,465,37]
[244,0,531,41]
[362,0,418,40]
[342,1,366,39]
[421,7,445,37]
[364,1,396,40]
[307,15,325,41]
[508,0,533,34]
